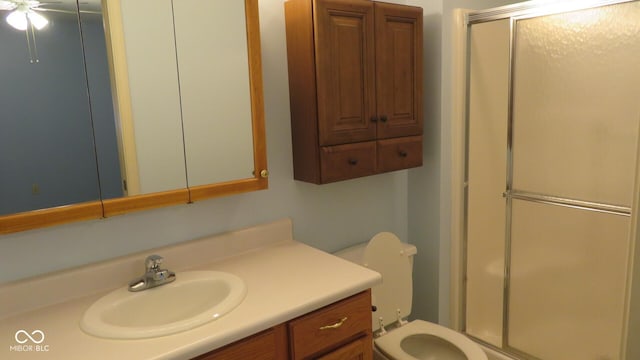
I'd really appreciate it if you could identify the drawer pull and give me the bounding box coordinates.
[319,317,348,330]
[399,150,408,157]
[348,158,358,165]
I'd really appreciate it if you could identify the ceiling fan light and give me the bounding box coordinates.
[6,10,28,30]
[27,10,47,29]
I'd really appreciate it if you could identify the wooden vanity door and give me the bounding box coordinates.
[374,2,423,140]
[314,0,377,146]
[316,336,371,360]
[192,325,288,360]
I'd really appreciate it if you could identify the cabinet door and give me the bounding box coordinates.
[374,2,423,139]
[192,325,288,360]
[377,135,422,173]
[320,142,377,183]
[316,336,372,360]
[314,0,377,146]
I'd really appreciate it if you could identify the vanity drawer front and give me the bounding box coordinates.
[320,142,376,183]
[377,135,422,173]
[288,290,372,359]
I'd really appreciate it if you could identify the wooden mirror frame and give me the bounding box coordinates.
[0,0,267,235]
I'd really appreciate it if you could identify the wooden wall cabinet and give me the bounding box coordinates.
[194,290,372,360]
[285,0,423,184]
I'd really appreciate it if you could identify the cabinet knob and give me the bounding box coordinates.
[380,115,388,123]
[399,150,408,158]
[370,116,378,123]
[348,158,358,165]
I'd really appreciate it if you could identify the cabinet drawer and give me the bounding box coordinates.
[377,136,422,173]
[320,142,376,183]
[288,291,372,360]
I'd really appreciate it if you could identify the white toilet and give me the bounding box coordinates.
[335,232,487,360]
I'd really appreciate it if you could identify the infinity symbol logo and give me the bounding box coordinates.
[15,330,45,344]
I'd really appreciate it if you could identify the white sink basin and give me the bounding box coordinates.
[80,271,247,339]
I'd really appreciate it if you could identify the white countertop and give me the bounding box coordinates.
[0,219,381,359]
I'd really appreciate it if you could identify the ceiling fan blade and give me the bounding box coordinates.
[0,1,17,11]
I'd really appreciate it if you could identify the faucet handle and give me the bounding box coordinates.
[145,255,164,271]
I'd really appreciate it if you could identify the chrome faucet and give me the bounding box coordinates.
[128,255,176,292]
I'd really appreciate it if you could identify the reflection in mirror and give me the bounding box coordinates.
[79,0,123,200]
[0,0,267,233]
[109,0,188,197]
[0,0,121,216]
[110,0,255,196]
[173,0,255,187]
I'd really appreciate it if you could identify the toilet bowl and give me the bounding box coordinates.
[335,232,487,360]
[374,320,487,360]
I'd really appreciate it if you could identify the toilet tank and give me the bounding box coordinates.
[334,241,417,268]
[335,238,417,331]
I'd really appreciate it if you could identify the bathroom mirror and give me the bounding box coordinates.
[0,0,267,234]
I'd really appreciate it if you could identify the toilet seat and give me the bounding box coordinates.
[374,320,488,360]
[364,232,413,331]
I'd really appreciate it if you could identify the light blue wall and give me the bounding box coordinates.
[405,0,443,324]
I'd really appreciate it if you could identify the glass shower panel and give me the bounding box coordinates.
[508,200,629,360]
[511,2,640,207]
[465,18,511,348]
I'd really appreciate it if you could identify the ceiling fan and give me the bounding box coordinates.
[0,0,52,30]
[0,0,68,63]
[1,0,93,63]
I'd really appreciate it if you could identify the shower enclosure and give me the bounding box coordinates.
[458,1,640,359]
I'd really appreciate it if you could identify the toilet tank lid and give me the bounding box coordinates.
[334,241,417,265]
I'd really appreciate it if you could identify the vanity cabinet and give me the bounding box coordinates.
[193,290,372,360]
[285,0,423,184]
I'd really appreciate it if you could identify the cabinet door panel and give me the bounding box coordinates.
[320,142,377,183]
[377,136,422,173]
[314,0,376,146]
[375,3,423,139]
[316,336,372,360]
[193,325,288,360]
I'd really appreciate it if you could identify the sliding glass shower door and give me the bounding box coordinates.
[465,2,640,359]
